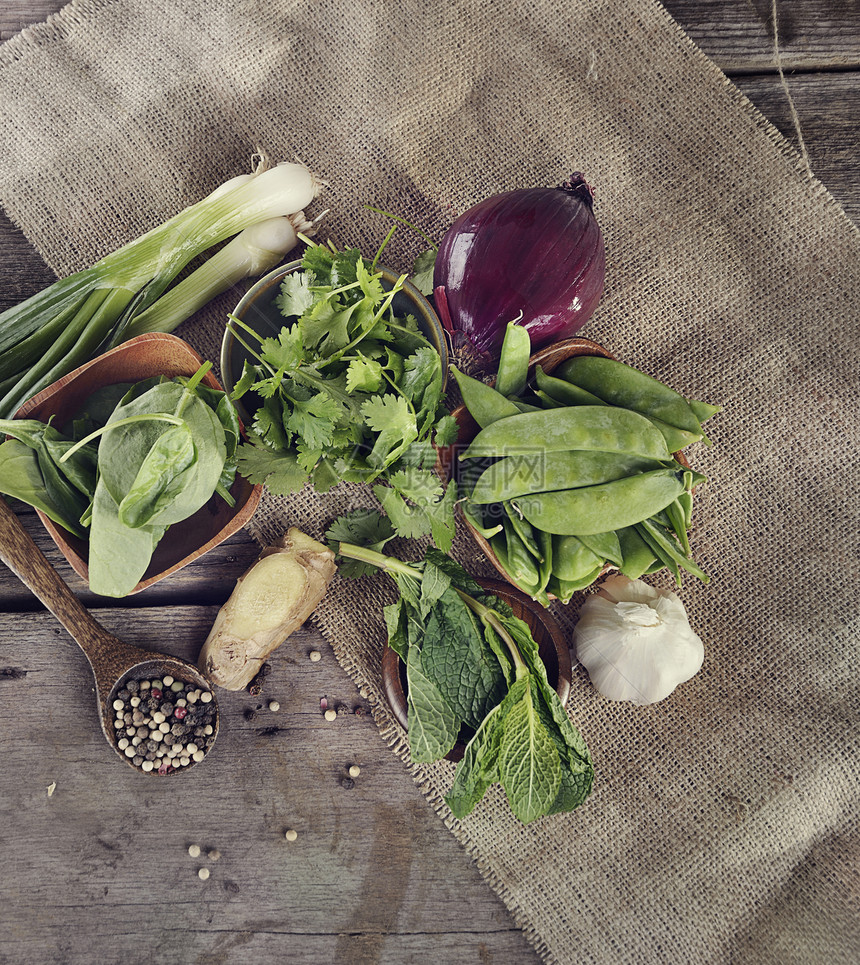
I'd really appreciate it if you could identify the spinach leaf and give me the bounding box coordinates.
[0,439,83,533]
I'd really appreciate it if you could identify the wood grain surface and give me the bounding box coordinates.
[1,3,857,964]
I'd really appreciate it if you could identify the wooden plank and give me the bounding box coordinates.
[662,0,860,70]
[0,502,264,610]
[731,71,860,223]
[0,605,541,965]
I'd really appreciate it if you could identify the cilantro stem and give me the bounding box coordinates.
[364,205,438,250]
[371,224,398,271]
[335,542,419,581]
[315,277,405,372]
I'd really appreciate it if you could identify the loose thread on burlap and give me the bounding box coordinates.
[771,0,813,178]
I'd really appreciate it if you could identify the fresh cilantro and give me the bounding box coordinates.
[410,248,437,296]
[345,355,384,394]
[361,394,418,470]
[235,443,308,495]
[276,273,316,318]
[325,508,395,577]
[233,238,455,547]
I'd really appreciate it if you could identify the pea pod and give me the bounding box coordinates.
[470,450,667,504]
[547,565,605,603]
[519,468,687,536]
[451,365,520,428]
[495,322,531,398]
[462,406,670,461]
[535,365,604,407]
[617,525,657,579]
[554,355,710,439]
[503,501,543,561]
[489,532,549,605]
[535,528,553,597]
[576,530,623,567]
[502,519,541,586]
[635,517,710,583]
[551,535,603,582]
[462,499,503,539]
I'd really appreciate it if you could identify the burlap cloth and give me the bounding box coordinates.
[1,1,857,962]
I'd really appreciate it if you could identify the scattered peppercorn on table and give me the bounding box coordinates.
[1,3,859,965]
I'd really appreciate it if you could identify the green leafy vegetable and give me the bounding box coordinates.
[331,524,594,824]
[0,364,238,597]
[230,242,455,549]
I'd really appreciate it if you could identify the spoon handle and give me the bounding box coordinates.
[0,498,112,655]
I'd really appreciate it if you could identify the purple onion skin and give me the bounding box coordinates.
[433,174,605,363]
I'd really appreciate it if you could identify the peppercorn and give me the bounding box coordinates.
[340,778,355,790]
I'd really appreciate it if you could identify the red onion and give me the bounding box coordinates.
[433,174,605,365]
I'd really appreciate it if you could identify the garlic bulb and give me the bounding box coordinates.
[573,575,704,705]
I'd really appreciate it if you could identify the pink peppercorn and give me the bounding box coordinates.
[174,706,188,720]
[151,689,163,699]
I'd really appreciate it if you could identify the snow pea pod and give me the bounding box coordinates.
[555,356,708,437]
[503,501,543,561]
[576,530,623,567]
[503,519,541,586]
[551,535,603,582]
[519,468,686,536]
[635,517,710,583]
[495,322,530,398]
[534,365,605,407]
[617,525,658,579]
[451,365,520,428]
[546,565,604,603]
[462,406,670,461]
[470,450,667,504]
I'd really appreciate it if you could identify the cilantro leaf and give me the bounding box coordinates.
[252,397,290,449]
[259,323,303,372]
[361,394,418,469]
[433,414,460,448]
[373,485,433,541]
[236,443,308,495]
[346,355,384,394]
[410,248,437,296]
[276,274,316,319]
[325,509,395,577]
[286,393,341,451]
[230,359,260,401]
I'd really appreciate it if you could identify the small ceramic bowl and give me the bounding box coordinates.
[221,259,449,423]
[436,337,691,597]
[381,577,572,763]
[14,333,262,594]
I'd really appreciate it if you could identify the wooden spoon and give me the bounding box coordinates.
[0,497,219,774]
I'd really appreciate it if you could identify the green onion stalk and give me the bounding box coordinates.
[0,160,322,419]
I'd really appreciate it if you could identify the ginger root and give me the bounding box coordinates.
[198,527,336,690]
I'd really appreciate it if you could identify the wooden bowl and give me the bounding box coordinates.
[381,577,572,762]
[437,337,691,597]
[221,259,449,425]
[14,333,262,595]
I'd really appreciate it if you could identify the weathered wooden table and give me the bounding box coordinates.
[1,3,857,963]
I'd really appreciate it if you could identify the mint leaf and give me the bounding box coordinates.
[406,646,461,763]
[445,677,527,819]
[498,677,561,824]
[420,586,507,729]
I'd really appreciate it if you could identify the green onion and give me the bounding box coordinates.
[0,161,321,418]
